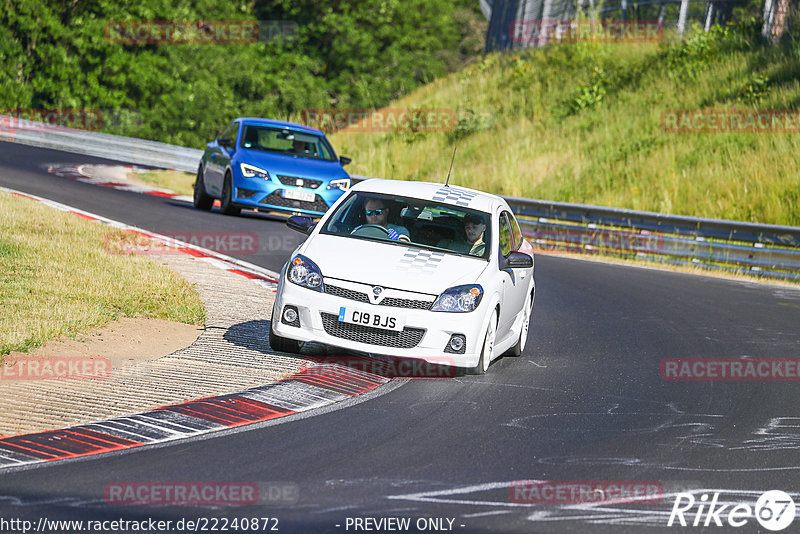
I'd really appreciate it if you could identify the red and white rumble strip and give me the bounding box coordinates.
[0,186,391,469]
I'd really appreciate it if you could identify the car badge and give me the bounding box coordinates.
[296,178,303,186]
[370,286,385,304]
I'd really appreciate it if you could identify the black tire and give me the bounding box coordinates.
[506,292,533,357]
[269,322,303,354]
[220,172,241,216]
[468,310,497,375]
[193,166,214,210]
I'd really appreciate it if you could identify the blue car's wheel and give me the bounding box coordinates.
[220,172,241,216]
[193,166,214,211]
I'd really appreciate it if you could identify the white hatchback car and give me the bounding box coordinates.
[270,179,535,374]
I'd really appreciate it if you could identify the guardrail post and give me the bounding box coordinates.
[677,0,690,33]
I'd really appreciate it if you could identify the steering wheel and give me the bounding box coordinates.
[350,224,392,239]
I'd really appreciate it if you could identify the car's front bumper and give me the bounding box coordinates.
[272,278,489,369]
[232,174,346,216]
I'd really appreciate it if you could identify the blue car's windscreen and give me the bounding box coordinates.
[320,192,491,259]
[239,125,337,162]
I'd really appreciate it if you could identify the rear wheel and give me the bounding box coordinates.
[193,166,213,210]
[468,310,497,375]
[220,173,241,216]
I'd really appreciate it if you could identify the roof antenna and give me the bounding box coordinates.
[444,146,457,187]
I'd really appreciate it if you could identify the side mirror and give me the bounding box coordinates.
[218,137,233,149]
[287,215,316,235]
[339,156,352,166]
[500,251,533,269]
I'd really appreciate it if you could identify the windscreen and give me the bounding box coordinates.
[239,125,337,161]
[320,191,491,259]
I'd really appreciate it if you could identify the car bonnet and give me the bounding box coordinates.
[299,234,490,296]
[242,150,348,181]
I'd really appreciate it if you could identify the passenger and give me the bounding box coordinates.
[364,198,410,242]
[438,213,486,256]
[463,213,486,256]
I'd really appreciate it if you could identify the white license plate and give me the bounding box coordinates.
[338,307,405,331]
[283,189,315,202]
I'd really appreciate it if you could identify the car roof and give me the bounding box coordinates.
[235,117,325,136]
[350,178,505,213]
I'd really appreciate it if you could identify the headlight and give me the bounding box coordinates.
[240,163,270,180]
[327,178,350,191]
[431,284,483,312]
[288,255,324,292]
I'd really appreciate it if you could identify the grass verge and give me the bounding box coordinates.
[130,169,195,196]
[0,191,205,360]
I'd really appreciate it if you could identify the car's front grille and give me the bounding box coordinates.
[320,312,425,348]
[326,285,369,303]
[381,297,434,310]
[259,191,329,212]
[324,285,434,310]
[276,175,322,189]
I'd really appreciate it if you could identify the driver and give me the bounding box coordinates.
[291,139,308,154]
[364,198,410,242]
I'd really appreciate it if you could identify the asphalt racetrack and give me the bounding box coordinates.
[1,141,799,533]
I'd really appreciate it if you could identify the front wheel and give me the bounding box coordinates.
[220,173,241,216]
[468,310,497,375]
[193,166,213,210]
[506,292,532,357]
[269,323,303,354]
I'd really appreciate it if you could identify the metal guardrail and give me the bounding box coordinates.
[1,119,797,281]
[509,200,800,280]
[354,176,800,281]
[0,115,202,173]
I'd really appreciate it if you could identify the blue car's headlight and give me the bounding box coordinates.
[240,163,270,180]
[431,284,483,312]
[288,255,324,292]
[327,178,350,191]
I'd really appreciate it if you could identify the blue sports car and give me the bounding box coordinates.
[194,118,352,217]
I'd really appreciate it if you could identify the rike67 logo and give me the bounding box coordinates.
[668,490,796,530]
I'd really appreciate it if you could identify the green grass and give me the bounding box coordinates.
[324,20,800,226]
[0,192,205,359]
[132,169,195,197]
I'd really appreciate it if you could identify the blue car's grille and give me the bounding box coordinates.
[259,192,329,213]
[276,175,323,190]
